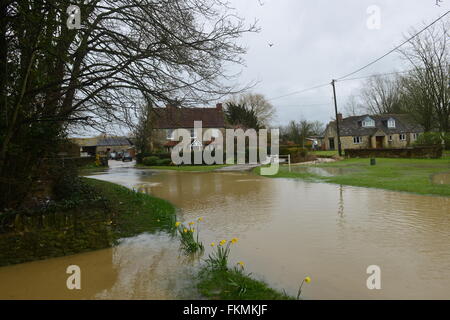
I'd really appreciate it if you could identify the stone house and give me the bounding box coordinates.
[323,114,423,150]
[150,103,226,151]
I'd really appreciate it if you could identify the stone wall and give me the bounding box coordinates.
[345,145,443,159]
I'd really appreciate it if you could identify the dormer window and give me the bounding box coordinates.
[387,118,396,128]
[362,117,375,128]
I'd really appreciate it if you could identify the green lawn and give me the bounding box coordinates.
[85,178,176,238]
[136,164,230,172]
[255,157,450,197]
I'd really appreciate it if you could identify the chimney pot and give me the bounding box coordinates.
[337,113,343,121]
[216,103,223,111]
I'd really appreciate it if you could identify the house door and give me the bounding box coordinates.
[328,138,335,150]
[376,136,383,149]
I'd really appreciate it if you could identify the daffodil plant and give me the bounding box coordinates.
[175,219,204,254]
[296,276,311,299]
[206,238,238,271]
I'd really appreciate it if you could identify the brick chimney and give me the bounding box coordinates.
[337,113,343,121]
[216,103,223,111]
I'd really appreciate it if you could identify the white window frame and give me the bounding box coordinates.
[387,119,396,128]
[166,129,174,140]
[388,135,393,142]
[353,136,363,144]
[412,133,418,140]
[399,133,406,141]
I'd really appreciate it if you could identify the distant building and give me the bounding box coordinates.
[323,114,423,150]
[150,103,226,151]
[71,136,134,156]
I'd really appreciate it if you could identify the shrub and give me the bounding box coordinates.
[279,147,308,162]
[142,156,160,166]
[415,132,450,150]
[156,158,172,166]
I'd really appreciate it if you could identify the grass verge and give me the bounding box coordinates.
[197,267,293,300]
[254,157,450,197]
[0,178,176,266]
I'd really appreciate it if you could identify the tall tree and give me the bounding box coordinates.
[226,93,276,127]
[398,20,449,132]
[0,0,256,209]
[224,102,260,129]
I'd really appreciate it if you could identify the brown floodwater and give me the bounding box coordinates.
[1,163,450,299]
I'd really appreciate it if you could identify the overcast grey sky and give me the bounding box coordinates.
[227,0,449,126]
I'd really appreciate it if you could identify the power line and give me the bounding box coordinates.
[336,69,412,82]
[267,11,449,104]
[336,10,450,80]
[275,102,332,107]
[267,83,330,101]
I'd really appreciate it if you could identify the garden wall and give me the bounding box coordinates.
[344,146,443,159]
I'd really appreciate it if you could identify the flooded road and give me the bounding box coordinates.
[1,163,449,299]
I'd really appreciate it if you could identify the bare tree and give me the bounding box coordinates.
[280,119,324,146]
[343,95,365,117]
[397,20,449,132]
[359,74,404,115]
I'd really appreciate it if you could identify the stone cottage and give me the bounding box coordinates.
[323,113,423,150]
[150,103,226,151]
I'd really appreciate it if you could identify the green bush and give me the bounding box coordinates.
[142,156,160,166]
[156,158,172,166]
[415,132,450,149]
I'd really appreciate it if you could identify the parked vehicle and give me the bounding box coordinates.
[122,152,133,162]
[109,152,117,160]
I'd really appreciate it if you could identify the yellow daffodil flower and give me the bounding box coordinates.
[304,276,311,283]
[231,238,238,244]
[190,228,195,233]
[237,261,244,267]
[210,242,215,247]
[175,222,181,227]
[197,217,203,222]
[188,221,195,226]
[219,239,227,246]
[183,228,187,233]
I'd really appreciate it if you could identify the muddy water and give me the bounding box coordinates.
[1,165,449,299]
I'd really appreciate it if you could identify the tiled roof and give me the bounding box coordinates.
[329,114,423,136]
[97,137,133,146]
[71,136,132,147]
[152,106,225,129]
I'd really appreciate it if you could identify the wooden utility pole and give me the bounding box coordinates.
[331,79,342,156]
